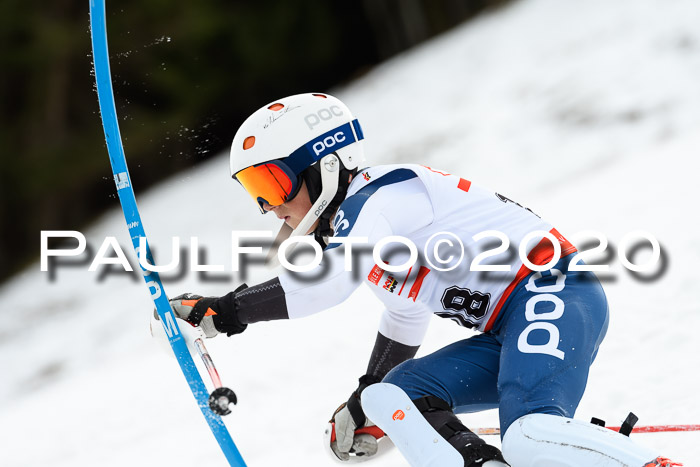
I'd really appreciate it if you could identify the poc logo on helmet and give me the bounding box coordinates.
[305,105,344,129]
[312,131,346,156]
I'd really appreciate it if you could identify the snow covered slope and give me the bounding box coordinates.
[1,0,699,465]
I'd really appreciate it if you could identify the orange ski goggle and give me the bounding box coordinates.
[234,160,302,210]
[234,119,364,211]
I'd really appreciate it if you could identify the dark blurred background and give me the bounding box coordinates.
[0,0,512,284]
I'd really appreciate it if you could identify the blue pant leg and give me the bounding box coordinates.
[496,265,609,434]
[383,333,501,413]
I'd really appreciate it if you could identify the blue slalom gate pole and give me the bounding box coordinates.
[89,1,246,464]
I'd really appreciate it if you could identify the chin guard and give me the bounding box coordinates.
[265,153,356,266]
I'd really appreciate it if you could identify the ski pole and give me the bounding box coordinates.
[605,424,700,434]
[193,337,238,416]
[473,424,700,436]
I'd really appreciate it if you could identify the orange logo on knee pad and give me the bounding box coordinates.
[392,410,405,421]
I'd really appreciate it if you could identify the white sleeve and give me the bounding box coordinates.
[278,207,393,319]
[378,306,432,347]
[279,174,435,350]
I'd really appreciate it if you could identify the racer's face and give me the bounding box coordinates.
[262,179,318,233]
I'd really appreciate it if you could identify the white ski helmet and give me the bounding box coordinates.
[230,92,366,242]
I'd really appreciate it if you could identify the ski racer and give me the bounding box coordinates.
[161,93,681,467]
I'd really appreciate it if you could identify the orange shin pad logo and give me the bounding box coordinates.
[392,410,405,421]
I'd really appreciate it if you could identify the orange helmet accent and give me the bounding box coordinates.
[243,136,255,150]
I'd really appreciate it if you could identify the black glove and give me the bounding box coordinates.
[166,284,249,338]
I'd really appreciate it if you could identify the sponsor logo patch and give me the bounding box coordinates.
[114,172,130,190]
[367,264,386,285]
[383,275,398,293]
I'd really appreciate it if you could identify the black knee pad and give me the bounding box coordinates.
[413,396,508,467]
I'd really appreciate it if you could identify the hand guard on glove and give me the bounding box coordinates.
[167,293,221,338]
[153,284,249,338]
[328,374,386,462]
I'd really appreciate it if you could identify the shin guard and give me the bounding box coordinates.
[501,413,665,466]
[362,383,506,467]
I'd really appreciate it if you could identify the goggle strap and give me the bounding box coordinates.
[239,119,362,211]
[351,119,364,141]
[285,119,364,174]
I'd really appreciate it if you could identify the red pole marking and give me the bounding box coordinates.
[195,338,223,388]
[612,424,700,434]
[473,427,502,435]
